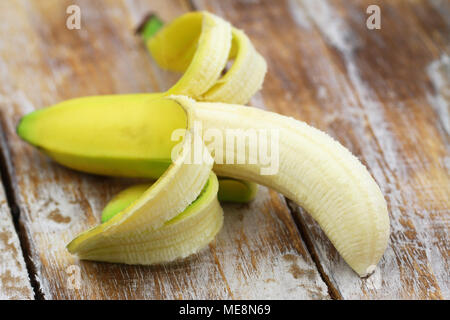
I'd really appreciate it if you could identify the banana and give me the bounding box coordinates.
[20,94,389,276]
[67,130,224,264]
[16,11,389,276]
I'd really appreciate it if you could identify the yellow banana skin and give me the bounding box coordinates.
[146,11,267,104]
[149,11,232,98]
[20,94,389,276]
[215,178,258,203]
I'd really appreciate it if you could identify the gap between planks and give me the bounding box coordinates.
[286,200,342,300]
[0,118,41,299]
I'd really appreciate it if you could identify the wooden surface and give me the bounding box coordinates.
[0,0,448,299]
[0,131,33,299]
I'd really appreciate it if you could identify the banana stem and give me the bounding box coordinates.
[136,13,164,41]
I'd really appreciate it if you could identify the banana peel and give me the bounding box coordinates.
[144,11,266,104]
[17,94,257,203]
[101,177,257,223]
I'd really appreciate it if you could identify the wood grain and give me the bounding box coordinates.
[0,188,33,299]
[0,127,33,299]
[0,0,328,299]
[193,0,450,299]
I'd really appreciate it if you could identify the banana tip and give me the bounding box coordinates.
[16,113,39,147]
[359,264,377,278]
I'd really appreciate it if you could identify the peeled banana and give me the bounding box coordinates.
[19,94,389,276]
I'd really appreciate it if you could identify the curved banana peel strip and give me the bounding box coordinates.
[146,11,267,104]
[149,11,232,97]
[17,94,258,203]
[102,184,151,223]
[17,11,267,204]
[67,130,224,264]
[200,28,267,104]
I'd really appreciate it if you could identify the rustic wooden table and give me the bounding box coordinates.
[0,0,448,300]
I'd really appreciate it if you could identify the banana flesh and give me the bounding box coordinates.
[102,176,258,223]
[67,131,224,264]
[17,11,268,204]
[171,96,389,277]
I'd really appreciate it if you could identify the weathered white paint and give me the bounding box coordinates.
[293,0,450,299]
[427,54,450,134]
[0,180,33,299]
[287,0,311,30]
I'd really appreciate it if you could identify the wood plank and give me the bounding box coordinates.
[193,0,450,299]
[0,129,34,299]
[0,0,328,299]
[0,188,34,299]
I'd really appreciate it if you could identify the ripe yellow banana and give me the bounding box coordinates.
[19,94,389,276]
[67,131,224,264]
